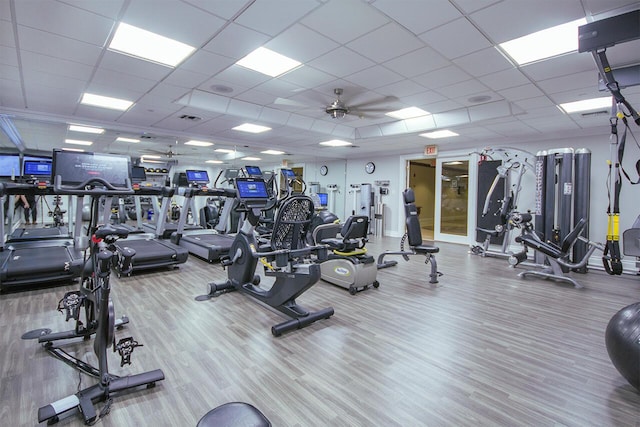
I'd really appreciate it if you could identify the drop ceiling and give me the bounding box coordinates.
[0,0,638,165]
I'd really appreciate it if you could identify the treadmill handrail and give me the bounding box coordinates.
[54,175,134,196]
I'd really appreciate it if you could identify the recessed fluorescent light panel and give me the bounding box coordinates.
[420,130,459,139]
[64,139,93,146]
[206,160,223,164]
[215,148,235,153]
[242,157,261,161]
[319,139,352,147]
[109,22,195,67]
[236,47,301,77]
[558,97,612,113]
[184,140,214,147]
[232,123,271,134]
[261,150,284,155]
[68,124,104,134]
[62,147,85,152]
[386,107,430,120]
[116,137,140,143]
[81,93,134,111]
[499,18,586,65]
[142,155,162,159]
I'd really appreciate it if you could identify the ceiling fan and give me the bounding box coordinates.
[324,88,398,119]
[144,142,181,158]
[275,88,398,119]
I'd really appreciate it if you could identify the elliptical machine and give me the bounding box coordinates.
[197,177,334,336]
[24,150,165,425]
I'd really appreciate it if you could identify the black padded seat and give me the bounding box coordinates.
[415,244,439,254]
[197,402,271,427]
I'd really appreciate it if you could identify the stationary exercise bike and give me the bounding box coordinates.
[197,178,334,336]
[24,150,164,425]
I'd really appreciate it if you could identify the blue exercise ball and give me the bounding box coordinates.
[605,302,640,391]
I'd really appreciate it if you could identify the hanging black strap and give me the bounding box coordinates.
[617,117,640,185]
[594,49,640,126]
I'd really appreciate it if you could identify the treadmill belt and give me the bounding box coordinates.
[10,226,69,241]
[5,246,77,278]
[114,239,188,270]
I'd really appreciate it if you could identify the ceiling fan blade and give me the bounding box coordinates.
[349,95,399,110]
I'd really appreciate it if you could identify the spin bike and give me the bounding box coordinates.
[197,178,334,336]
[25,155,164,425]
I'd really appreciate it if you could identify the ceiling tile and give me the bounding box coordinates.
[14,0,113,46]
[478,68,530,91]
[469,0,585,43]
[20,51,94,80]
[0,45,18,67]
[536,70,599,95]
[121,1,226,47]
[0,64,20,81]
[308,47,375,78]
[452,47,512,77]
[0,82,25,109]
[376,79,431,98]
[513,96,556,110]
[0,19,15,47]
[437,79,490,99]
[266,24,339,63]
[344,65,404,90]
[92,67,158,94]
[413,65,472,91]
[59,0,124,19]
[419,17,492,60]
[383,46,450,78]
[347,23,425,63]
[301,0,389,44]
[372,0,462,34]
[214,65,271,90]
[22,69,86,92]
[279,65,336,89]
[497,83,545,102]
[162,68,211,89]
[179,50,235,76]
[17,25,102,67]
[452,0,502,14]
[182,0,250,20]
[520,53,597,82]
[99,51,173,81]
[236,0,321,36]
[202,22,270,60]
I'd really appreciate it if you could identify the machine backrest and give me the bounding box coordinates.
[560,217,587,254]
[270,195,314,251]
[403,188,423,247]
[340,215,369,241]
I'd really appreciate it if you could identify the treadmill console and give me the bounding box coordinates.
[52,149,132,193]
[185,170,210,188]
[245,165,262,177]
[236,178,269,208]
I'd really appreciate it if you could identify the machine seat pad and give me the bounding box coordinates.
[333,247,368,257]
[476,227,501,237]
[197,402,271,427]
[414,244,439,254]
[516,234,562,258]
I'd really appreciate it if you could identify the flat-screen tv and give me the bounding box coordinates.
[131,165,147,182]
[245,165,262,177]
[281,168,296,178]
[317,192,328,207]
[52,150,131,188]
[185,170,209,184]
[0,154,21,178]
[23,156,53,177]
[236,178,269,200]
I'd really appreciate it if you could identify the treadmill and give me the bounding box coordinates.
[171,170,236,262]
[0,181,84,292]
[7,157,72,242]
[109,167,189,276]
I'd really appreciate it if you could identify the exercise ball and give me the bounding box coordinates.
[605,302,640,391]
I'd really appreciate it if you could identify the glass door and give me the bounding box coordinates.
[435,158,474,244]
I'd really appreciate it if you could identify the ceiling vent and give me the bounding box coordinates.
[179,114,202,121]
[140,135,155,139]
[581,110,609,117]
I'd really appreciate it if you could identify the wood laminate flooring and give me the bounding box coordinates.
[1,236,639,426]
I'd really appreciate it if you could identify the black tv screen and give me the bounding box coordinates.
[0,154,20,178]
[52,150,131,187]
[131,165,147,182]
[185,170,209,183]
[281,168,295,178]
[23,159,53,176]
[245,165,262,177]
[236,178,269,199]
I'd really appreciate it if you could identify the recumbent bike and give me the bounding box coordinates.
[197,177,334,336]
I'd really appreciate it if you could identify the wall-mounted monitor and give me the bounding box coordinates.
[23,158,53,177]
[52,150,131,187]
[317,192,328,207]
[0,154,21,178]
[281,168,296,178]
[185,170,210,184]
[245,165,262,177]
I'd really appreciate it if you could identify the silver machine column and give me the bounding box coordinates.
[359,183,373,234]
